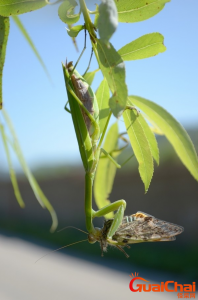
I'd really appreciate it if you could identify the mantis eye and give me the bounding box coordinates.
[88,233,96,244]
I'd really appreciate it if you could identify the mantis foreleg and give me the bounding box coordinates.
[100,148,121,168]
[92,199,126,238]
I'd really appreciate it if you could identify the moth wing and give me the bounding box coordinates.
[112,211,184,244]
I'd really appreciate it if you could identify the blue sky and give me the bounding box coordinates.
[0,0,198,172]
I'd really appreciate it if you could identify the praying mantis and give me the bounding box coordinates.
[62,56,128,255]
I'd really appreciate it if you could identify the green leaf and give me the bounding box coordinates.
[0,123,25,208]
[115,0,170,23]
[118,33,166,61]
[2,109,58,232]
[0,0,47,16]
[95,78,110,134]
[98,0,118,43]
[83,69,99,86]
[94,122,119,219]
[66,24,84,37]
[133,108,159,164]
[0,16,9,109]
[97,39,128,117]
[58,0,80,25]
[12,16,50,78]
[123,108,154,192]
[130,96,198,181]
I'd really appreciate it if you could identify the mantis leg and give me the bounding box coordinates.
[100,148,121,168]
[64,101,71,113]
[92,199,126,238]
[82,48,94,77]
[125,105,140,115]
[71,26,87,75]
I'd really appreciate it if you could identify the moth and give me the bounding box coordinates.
[88,211,184,258]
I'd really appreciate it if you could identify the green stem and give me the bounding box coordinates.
[79,0,96,41]
[85,172,95,233]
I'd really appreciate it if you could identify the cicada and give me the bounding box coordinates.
[88,211,184,257]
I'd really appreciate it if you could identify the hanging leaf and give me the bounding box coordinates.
[97,39,127,117]
[0,123,25,208]
[0,0,47,16]
[98,0,118,43]
[123,108,154,192]
[95,78,110,134]
[58,0,80,25]
[130,96,198,181]
[94,123,119,219]
[2,109,58,232]
[115,0,170,23]
[118,33,166,61]
[0,16,9,109]
[134,109,159,164]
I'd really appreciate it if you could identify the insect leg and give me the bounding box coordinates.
[71,26,87,75]
[92,199,126,238]
[115,245,130,258]
[125,105,140,116]
[100,148,121,168]
[64,101,71,113]
[82,48,94,77]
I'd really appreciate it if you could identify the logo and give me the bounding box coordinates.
[129,273,196,298]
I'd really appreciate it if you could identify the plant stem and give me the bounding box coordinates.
[79,0,96,41]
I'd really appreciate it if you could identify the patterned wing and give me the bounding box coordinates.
[112,211,184,245]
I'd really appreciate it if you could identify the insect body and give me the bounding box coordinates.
[65,61,99,145]
[63,61,100,173]
[88,211,184,257]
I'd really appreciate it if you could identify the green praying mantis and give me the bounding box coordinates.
[62,56,129,255]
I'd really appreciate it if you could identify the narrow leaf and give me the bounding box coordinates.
[130,96,198,181]
[0,0,47,16]
[98,0,118,43]
[83,69,99,86]
[0,16,9,109]
[95,78,110,134]
[97,39,127,117]
[12,16,50,78]
[123,108,154,192]
[118,33,166,61]
[0,123,25,208]
[115,0,170,23]
[58,0,80,25]
[134,109,159,164]
[94,122,119,218]
[2,109,58,232]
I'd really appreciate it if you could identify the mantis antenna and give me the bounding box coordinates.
[57,225,88,234]
[35,239,88,263]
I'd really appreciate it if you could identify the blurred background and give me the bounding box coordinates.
[0,0,198,299]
